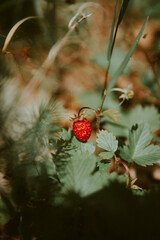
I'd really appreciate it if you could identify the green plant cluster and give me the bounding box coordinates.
[0,101,160,239]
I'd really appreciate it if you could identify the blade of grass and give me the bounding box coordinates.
[1,16,38,53]
[107,17,149,90]
[107,0,130,61]
[102,0,130,106]
[107,0,119,61]
[117,0,130,26]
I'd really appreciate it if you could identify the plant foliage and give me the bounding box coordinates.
[97,130,118,153]
[105,105,160,136]
[119,123,160,166]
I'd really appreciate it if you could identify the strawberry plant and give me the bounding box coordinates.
[0,0,160,239]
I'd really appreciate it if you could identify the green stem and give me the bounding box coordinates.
[78,107,98,118]
[96,2,121,132]
[97,28,119,129]
[96,63,110,132]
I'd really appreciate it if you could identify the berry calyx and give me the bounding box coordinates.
[72,118,92,142]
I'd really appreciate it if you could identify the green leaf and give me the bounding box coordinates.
[97,157,111,173]
[62,152,109,197]
[52,132,95,180]
[99,151,114,159]
[119,123,160,166]
[107,0,119,61]
[129,124,152,155]
[96,130,118,153]
[134,144,160,166]
[107,0,130,61]
[117,0,130,25]
[105,105,160,137]
[121,105,160,132]
[72,136,95,154]
[60,128,72,141]
[107,16,149,89]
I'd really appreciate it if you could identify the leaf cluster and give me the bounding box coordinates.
[119,123,160,166]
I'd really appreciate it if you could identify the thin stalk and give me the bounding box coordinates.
[96,64,110,132]
[101,22,119,107]
[96,61,113,132]
[96,7,120,132]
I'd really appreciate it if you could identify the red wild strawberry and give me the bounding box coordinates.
[72,118,92,142]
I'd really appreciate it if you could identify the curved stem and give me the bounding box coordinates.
[78,107,98,118]
[118,159,131,179]
[115,157,132,187]
[78,107,100,133]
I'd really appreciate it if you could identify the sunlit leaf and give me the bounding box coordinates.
[96,130,118,153]
[119,123,160,166]
[105,105,160,137]
[62,152,108,196]
[99,151,114,159]
[97,157,111,173]
[121,105,160,131]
